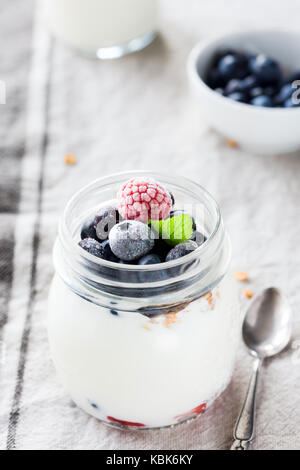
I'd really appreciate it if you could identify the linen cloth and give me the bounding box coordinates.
[0,0,300,450]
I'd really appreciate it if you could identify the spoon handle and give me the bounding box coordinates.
[230,357,262,450]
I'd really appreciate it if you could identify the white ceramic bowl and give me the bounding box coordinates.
[187,31,300,155]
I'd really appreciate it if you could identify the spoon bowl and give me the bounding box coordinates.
[243,287,292,359]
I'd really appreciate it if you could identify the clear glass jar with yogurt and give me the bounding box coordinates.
[44,0,158,59]
[48,172,241,429]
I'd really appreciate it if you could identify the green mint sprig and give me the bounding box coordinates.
[150,213,194,247]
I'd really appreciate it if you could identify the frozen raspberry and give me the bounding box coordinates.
[175,402,207,419]
[117,177,172,223]
[107,416,145,428]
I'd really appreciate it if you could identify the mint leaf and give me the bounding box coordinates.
[150,214,194,247]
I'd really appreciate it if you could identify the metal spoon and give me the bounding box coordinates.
[231,287,292,450]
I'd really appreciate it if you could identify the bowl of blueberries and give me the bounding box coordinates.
[187,30,300,154]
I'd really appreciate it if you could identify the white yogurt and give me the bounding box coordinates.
[44,0,158,55]
[48,271,240,428]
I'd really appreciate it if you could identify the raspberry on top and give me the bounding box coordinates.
[117,177,172,223]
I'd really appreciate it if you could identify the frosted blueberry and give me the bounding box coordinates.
[94,206,121,241]
[191,230,207,247]
[101,239,119,262]
[79,238,105,259]
[166,240,198,262]
[109,220,155,261]
[81,219,98,240]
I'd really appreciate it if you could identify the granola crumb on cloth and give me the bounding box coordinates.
[64,153,77,165]
[242,289,254,299]
[235,271,248,282]
[226,138,239,148]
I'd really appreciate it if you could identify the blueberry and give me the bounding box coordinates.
[225,79,244,95]
[138,254,162,265]
[283,97,300,108]
[90,403,99,409]
[283,98,293,108]
[94,206,121,241]
[81,219,98,241]
[274,83,294,105]
[251,95,273,107]
[166,240,198,262]
[227,92,248,103]
[212,48,237,66]
[169,191,175,207]
[218,54,249,81]
[109,220,155,261]
[117,259,139,285]
[138,268,168,283]
[285,71,300,83]
[138,255,168,283]
[144,271,168,282]
[250,54,281,84]
[263,85,278,97]
[79,238,105,259]
[206,68,225,89]
[215,87,225,95]
[241,75,260,92]
[191,231,207,247]
[247,53,257,65]
[152,238,171,261]
[118,259,136,264]
[110,310,119,316]
[101,239,119,263]
[249,87,264,99]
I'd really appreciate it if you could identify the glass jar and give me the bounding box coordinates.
[48,171,241,429]
[44,0,158,59]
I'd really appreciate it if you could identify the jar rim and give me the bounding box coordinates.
[59,170,222,272]
[55,170,230,305]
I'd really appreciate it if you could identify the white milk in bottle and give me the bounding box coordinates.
[44,0,158,58]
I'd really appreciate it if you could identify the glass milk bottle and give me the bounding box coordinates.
[44,0,158,59]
